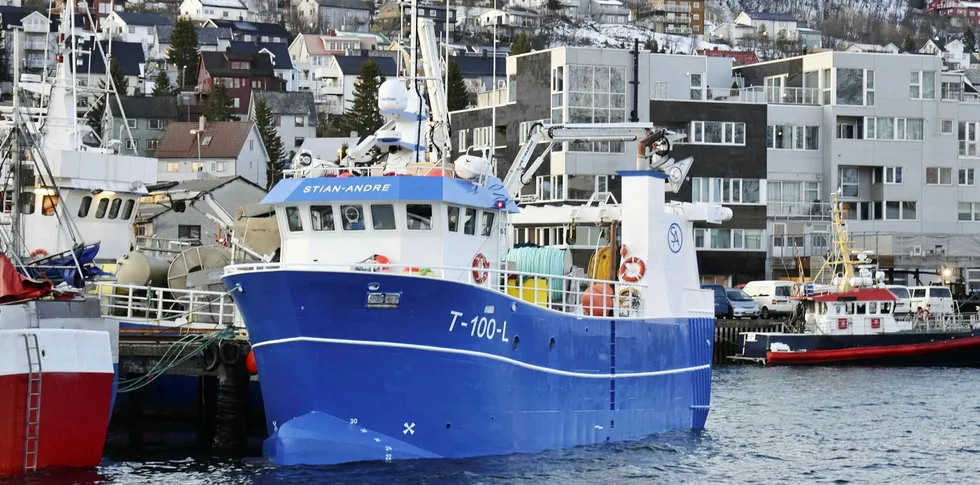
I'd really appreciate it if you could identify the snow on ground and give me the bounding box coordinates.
[548,21,733,54]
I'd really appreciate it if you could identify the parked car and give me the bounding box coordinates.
[725,288,761,319]
[908,285,955,316]
[701,283,728,318]
[884,285,913,316]
[742,280,796,319]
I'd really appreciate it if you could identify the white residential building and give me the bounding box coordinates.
[100,11,171,46]
[179,0,250,22]
[920,38,972,71]
[248,91,318,151]
[154,120,270,188]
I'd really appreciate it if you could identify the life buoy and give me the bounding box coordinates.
[29,248,48,259]
[472,253,489,283]
[618,256,646,282]
[373,254,390,271]
[915,308,930,323]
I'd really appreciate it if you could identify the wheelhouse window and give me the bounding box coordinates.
[108,198,122,219]
[285,206,303,232]
[95,198,109,218]
[481,211,495,237]
[122,199,135,219]
[406,204,432,230]
[463,208,476,235]
[78,196,92,217]
[340,204,365,230]
[310,205,335,231]
[371,204,396,230]
[41,195,58,216]
[447,206,460,232]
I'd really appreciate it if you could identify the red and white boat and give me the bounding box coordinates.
[732,191,980,366]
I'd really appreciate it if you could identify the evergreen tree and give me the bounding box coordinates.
[205,81,234,121]
[901,34,917,53]
[86,59,129,140]
[151,70,172,96]
[644,38,658,53]
[342,59,386,139]
[965,27,977,53]
[545,0,562,13]
[253,97,285,189]
[446,60,469,112]
[510,31,532,56]
[169,17,199,88]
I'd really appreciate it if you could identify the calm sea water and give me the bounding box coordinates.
[5,366,980,485]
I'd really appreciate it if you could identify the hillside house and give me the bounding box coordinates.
[229,41,295,91]
[101,11,171,45]
[180,0,249,22]
[294,0,372,33]
[110,96,179,157]
[154,119,269,187]
[74,40,145,97]
[289,32,381,91]
[0,9,57,79]
[920,38,971,71]
[248,91,318,151]
[204,19,289,43]
[197,51,284,115]
[314,54,397,114]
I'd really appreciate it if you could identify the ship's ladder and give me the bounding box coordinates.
[22,332,42,473]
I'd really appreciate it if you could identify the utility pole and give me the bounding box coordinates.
[11,28,22,258]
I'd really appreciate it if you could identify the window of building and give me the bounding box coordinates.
[191,162,204,172]
[910,70,936,99]
[958,202,980,221]
[822,68,831,105]
[690,178,763,204]
[836,68,872,106]
[78,196,92,217]
[473,127,491,148]
[233,78,240,88]
[295,137,304,147]
[567,65,627,153]
[148,119,164,130]
[959,121,979,156]
[690,121,745,145]
[836,116,863,139]
[147,139,160,151]
[125,139,134,150]
[294,116,305,127]
[871,166,902,184]
[942,119,954,134]
[201,135,213,146]
[883,201,917,220]
[689,72,703,100]
[942,81,963,101]
[840,167,859,198]
[535,174,564,202]
[95,198,109,218]
[310,205,334,230]
[122,199,135,219]
[926,167,953,185]
[551,66,564,124]
[457,129,468,152]
[127,118,137,128]
[340,205,365,230]
[178,225,201,240]
[285,207,304,232]
[766,125,818,149]
[693,228,764,250]
[167,162,179,172]
[865,69,875,105]
[371,204,396,230]
[960,168,975,186]
[233,98,240,108]
[865,117,924,140]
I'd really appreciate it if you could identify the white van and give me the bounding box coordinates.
[742,280,796,319]
[884,285,913,316]
[908,286,955,316]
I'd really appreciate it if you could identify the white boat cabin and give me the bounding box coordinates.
[803,288,913,335]
[263,174,517,280]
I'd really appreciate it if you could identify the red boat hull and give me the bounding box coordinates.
[767,335,980,365]
[0,370,114,475]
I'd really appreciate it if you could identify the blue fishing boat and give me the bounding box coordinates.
[222,6,734,466]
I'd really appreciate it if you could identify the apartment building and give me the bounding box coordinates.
[736,51,980,288]
[450,47,767,283]
[637,0,706,37]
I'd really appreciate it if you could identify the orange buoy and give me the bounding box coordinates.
[245,350,257,374]
[425,168,450,177]
[582,283,614,317]
[338,172,353,178]
[374,254,390,271]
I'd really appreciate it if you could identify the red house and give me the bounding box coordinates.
[197,51,284,116]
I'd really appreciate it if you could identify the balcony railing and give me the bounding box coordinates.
[768,202,832,219]
[664,26,692,35]
[728,86,820,105]
[650,2,692,13]
[476,88,508,108]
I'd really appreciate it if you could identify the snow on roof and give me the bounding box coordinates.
[201,0,246,8]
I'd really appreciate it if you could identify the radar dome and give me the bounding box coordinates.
[378,79,409,115]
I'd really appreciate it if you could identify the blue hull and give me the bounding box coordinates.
[223,270,714,466]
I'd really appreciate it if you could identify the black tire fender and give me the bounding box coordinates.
[219,341,243,366]
[202,344,221,372]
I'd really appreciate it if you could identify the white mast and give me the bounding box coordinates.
[490,0,497,166]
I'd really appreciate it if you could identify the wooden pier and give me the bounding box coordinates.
[714,320,787,364]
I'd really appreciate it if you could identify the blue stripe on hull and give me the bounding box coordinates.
[223,270,714,466]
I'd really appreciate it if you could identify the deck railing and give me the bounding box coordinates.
[97,283,242,334]
[224,262,670,318]
[283,163,459,179]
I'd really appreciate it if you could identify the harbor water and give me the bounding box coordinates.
[5,366,978,484]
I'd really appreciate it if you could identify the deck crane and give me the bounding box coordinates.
[501,122,694,200]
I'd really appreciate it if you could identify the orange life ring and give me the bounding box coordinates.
[618,256,646,282]
[29,248,48,259]
[915,308,930,323]
[373,254,390,271]
[472,253,489,283]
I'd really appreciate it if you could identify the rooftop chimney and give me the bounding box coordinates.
[199,115,206,132]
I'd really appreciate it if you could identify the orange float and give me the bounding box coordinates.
[245,350,257,374]
[582,283,614,317]
[373,254,390,271]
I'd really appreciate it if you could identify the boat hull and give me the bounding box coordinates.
[0,329,115,475]
[223,269,714,466]
[733,330,980,366]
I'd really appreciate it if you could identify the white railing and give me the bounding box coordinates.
[283,162,460,179]
[476,88,508,108]
[97,283,243,335]
[224,262,653,318]
[716,86,820,105]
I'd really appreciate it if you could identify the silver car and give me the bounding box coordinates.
[726,288,761,319]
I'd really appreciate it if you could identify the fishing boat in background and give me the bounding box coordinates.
[0,0,158,474]
[222,3,733,466]
[731,191,980,366]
